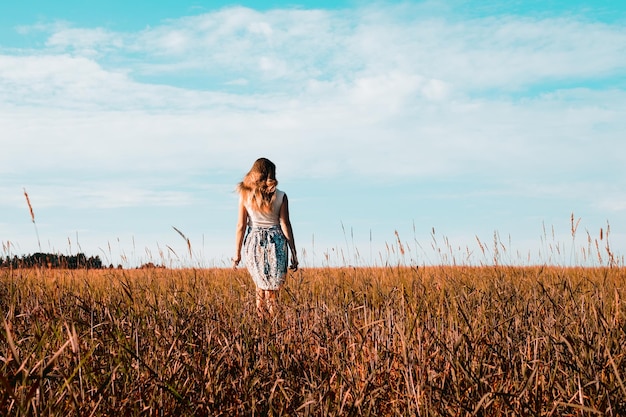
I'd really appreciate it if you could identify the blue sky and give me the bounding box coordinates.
[1,0,625,268]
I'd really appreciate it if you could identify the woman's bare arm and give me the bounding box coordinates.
[233,198,248,268]
[279,194,298,271]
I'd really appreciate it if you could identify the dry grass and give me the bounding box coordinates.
[1,265,625,416]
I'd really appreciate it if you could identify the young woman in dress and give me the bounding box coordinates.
[232,158,298,315]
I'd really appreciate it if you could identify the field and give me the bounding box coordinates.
[1,265,625,416]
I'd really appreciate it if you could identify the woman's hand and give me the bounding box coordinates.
[232,254,241,269]
[289,256,298,272]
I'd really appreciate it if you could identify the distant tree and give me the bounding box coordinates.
[1,253,104,269]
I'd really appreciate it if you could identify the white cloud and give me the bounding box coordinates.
[46,27,124,56]
[9,5,626,93]
[1,74,623,189]
[1,4,625,206]
[0,55,133,108]
[247,21,273,37]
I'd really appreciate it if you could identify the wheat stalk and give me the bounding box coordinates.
[172,226,192,259]
[23,188,41,252]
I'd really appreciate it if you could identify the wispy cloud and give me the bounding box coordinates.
[0,180,196,209]
[23,5,623,91]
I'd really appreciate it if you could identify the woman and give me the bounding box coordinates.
[232,158,298,316]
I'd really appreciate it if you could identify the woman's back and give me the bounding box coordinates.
[243,189,285,228]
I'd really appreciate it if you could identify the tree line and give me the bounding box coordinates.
[0,253,104,269]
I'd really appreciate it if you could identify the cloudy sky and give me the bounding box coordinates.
[1,0,625,268]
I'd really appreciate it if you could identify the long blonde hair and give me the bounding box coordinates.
[236,158,278,213]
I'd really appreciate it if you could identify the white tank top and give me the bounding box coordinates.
[243,189,285,228]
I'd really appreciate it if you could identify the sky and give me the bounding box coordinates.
[1,0,625,268]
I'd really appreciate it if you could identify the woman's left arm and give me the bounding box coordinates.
[233,198,248,268]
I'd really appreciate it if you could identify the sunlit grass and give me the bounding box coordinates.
[1,263,625,416]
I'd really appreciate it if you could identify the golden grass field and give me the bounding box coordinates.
[1,264,625,416]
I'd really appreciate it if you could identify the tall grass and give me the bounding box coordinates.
[1,264,625,416]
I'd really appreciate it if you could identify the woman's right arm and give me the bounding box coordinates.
[279,194,298,271]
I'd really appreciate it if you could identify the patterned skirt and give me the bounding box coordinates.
[244,225,288,290]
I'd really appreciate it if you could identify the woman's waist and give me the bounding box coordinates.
[247,223,281,231]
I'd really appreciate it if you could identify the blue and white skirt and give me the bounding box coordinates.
[244,225,288,290]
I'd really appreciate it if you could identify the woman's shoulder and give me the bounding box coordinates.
[274,189,286,207]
